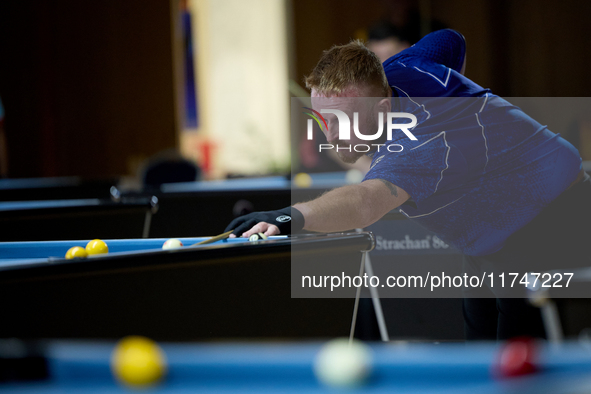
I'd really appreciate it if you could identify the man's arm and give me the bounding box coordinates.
[294,179,408,232]
[235,179,409,238]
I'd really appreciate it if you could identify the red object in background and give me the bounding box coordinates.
[299,134,319,169]
[195,139,216,178]
[493,337,539,378]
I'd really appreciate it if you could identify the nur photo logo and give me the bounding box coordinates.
[303,107,418,153]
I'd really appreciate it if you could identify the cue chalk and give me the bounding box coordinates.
[189,230,234,247]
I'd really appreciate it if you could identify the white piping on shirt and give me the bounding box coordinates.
[392,85,431,122]
[400,195,465,219]
[410,131,450,194]
[413,66,452,88]
[476,93,489,172]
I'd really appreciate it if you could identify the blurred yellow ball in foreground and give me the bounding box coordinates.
[111,336,167,387]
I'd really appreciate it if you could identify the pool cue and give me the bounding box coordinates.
[189,230,234,247]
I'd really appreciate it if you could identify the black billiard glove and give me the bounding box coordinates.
[224,206,305,236]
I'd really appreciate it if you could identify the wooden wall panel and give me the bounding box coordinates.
[0,0,177,178]
[292,0,591,97]
[506,0,591,96]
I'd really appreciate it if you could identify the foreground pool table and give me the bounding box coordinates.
[0,233,373,340]
[2,340,591,393]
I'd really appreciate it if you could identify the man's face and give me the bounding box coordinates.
[311,88,380,164]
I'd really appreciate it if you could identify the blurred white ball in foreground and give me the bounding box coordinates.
[346,169,365,184]
[314,338,373,388]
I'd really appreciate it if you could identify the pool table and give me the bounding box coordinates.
[2,340,591,393]
[0,176,118,202]
[0,195,158,241]
[0,171,466,341]
[0,232,373,341]
[146,175,467,342]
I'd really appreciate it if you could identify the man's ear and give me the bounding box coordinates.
[376,97,391,113]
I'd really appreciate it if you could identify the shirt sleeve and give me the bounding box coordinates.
[362,134,451,205]
[383,29,479,98]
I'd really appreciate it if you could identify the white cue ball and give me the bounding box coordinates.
[248,233,268,242]
[162,239,183,250]
[314,338,373,388]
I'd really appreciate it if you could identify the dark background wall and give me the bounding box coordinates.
[293,0,591,97]
[1,0,590,178]
[0,0,177,178]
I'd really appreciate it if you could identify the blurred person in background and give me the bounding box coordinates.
[366,21,413,63]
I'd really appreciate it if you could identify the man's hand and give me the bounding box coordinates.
[224,207,304,238]
[230,220,280,239]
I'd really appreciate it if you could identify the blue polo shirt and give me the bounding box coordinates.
[363,29,582,256]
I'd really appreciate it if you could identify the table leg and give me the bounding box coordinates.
[364,253,390,342]
[349,252,390,342]
[349,252,366,343]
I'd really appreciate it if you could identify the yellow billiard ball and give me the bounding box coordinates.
[65,246,88,259]
[293,172,313,188]
[111,336,167,387]
[85,239,109,255]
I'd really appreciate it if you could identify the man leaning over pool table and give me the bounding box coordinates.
[224,29,591,341]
